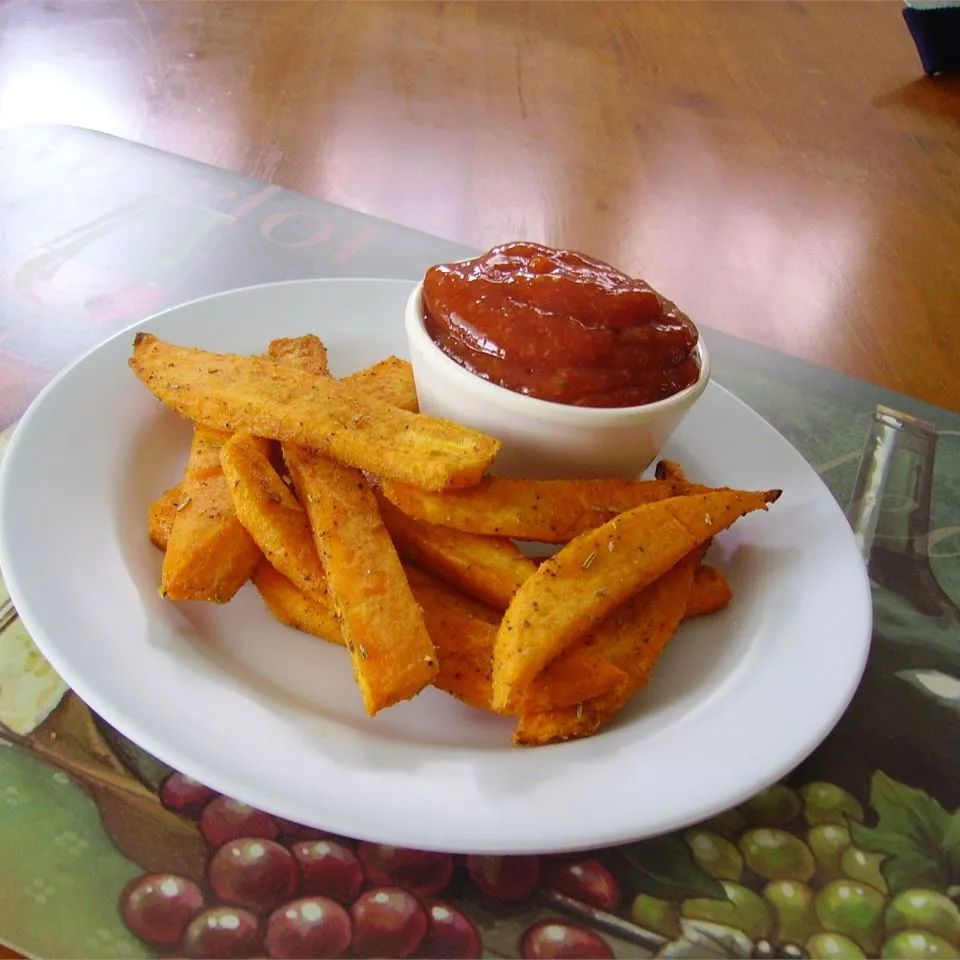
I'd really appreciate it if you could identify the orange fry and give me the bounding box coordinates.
[686,565,732,618]
[513,552,701,745]
[342,356,418,413]
[130,334,499,491]
[220,434,329,604]
[161,427,266,602]
[148,484,181,551]
[404,566,630,714]
[267,334,331,377]
[253,559,342,643]
[380,475,714,542]
[377,495,536,609]
[285,445,437,715]
[492,488,780,712]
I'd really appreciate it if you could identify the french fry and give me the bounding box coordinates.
[220,434,330,604]
[267,335,330,377]
[267,340,418,413]
[253,559,342,643]
[518,654,630,715]
[686,565,732,617]
[512,552,701,745]
[130,334,499,490]
[403,566,631,714]
[285,444,437,715]
[162,427,267,602]
[380,475,714,542]
[512,685,632,746]
[148,484,181,550]
[575,550,702,686]
[655,459,688,483]
[402,566,499,710]
[342,356,418,413]
[377,495,536,609]
[491,488,780,712]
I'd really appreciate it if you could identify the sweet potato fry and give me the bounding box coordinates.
[379,476,714,542]
[377,495,536,609]
[267,339,418,412]
[518,653,630,715]
[161,427,266,602]
[655,459,688,483]
[146,354,422,539]
[148,484,181,550]
[686,565,732,617]
[253,559,342,643]
[267,335,330,377]
[130,334,499,490]
[402,566,499,710]
[220,434,330,604]
[512,553,701,745]
[404,566,630,714]
[513,685,632,746]
[491,488,780,711]
[576,550,702,685]
[342,356,418,413]
[284,444,437,714]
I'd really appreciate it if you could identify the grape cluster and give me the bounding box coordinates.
[121,771,487,958]
[124,771,618,958]
[631,782,960,960]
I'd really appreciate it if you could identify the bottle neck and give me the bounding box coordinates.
[847,406,937,562]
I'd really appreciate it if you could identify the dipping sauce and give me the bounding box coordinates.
[422,242,700,408]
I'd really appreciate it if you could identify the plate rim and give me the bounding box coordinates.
[0,277,874,853]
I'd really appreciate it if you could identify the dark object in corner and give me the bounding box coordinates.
[903,5,960,75]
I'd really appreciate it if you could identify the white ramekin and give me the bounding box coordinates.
[404,281,710,479]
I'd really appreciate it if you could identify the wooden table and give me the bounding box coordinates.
[1,1,958,410]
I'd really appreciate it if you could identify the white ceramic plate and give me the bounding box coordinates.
[0,279,872,854]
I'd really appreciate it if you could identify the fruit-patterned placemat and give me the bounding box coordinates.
[1,126,958,960]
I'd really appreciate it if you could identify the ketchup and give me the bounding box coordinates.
[422,242,700,408]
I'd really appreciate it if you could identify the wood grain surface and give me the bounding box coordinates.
[0,0,957,409]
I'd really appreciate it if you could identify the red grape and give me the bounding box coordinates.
[357,843,454,897]
[159,772,219,819]
[466,855,541,902]
[545,859,620,911]
[351,887,428,958]
[201,797,281,847]
[209,838,298,912]
[180,906,261,958]
[291,840,363,903]
[421,900,482,958]
[265,897,352,959]
[520,920,614,959]
[121,873,204,945]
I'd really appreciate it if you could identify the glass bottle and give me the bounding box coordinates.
[798,405,960,805]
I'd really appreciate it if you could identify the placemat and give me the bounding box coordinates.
[1,126,958,960]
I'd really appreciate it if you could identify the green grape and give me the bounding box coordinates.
[809,824,851,883]
[840,847,887,894]
[739,828,816,882]
[806,932,867,959]
[884,890,960,947]
[739,784,802,827]
[815,879,886,954]
[685,828,744,881]
[630,892,681,938]
[764,880,819,945]
[681,881,774,941]
[880,930,958,959]
[700,808,749,841]
[799,783,864,826]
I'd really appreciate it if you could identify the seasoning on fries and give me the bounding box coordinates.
[133,332,780,745]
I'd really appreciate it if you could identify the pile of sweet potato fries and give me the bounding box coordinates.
[130,333,780,746]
